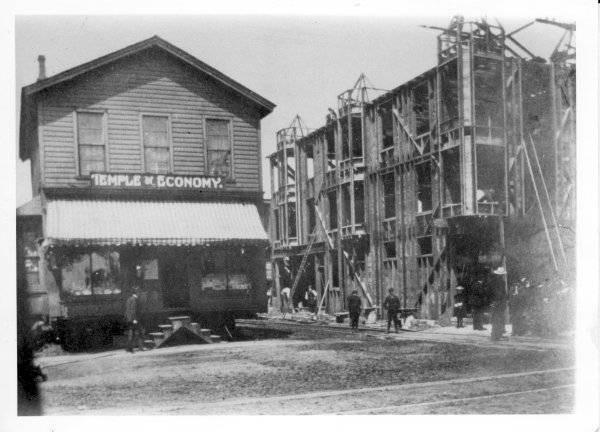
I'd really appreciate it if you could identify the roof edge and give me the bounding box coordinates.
[22,35,275,114]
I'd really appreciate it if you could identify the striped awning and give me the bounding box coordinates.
[45,199,268,247]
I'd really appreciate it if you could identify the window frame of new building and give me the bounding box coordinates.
[76,110,108,177]
[204,117,234,179]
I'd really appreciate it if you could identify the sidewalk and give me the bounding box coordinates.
[256,311,574,352]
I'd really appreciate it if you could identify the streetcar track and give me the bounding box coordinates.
[186,366,574,409]
[330,384,575,414]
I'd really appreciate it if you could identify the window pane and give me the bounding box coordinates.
[106,251,122,294]
[144,131,169,148]
[145,147,170,174]
[91,252,109,295]
[143,115,168,132]
[207,149,231,177]
[79,145,105,175]
[77,113,103,145]
[141,259,158,280]
[62,254,92,296]
[206,119,229,138]
[143,116,169,147]
[206,118,232,168]
[207,135,231,151]
[229,273,251,290]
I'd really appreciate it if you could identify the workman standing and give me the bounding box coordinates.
[305,285,318,314]
[454,285,466,328]
[347,289,362,332]
[281,286,291,314]
[383,288,402,333]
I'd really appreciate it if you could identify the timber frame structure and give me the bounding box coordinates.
[268,16,576,319]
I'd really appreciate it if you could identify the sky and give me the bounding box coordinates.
[14,14,567,206]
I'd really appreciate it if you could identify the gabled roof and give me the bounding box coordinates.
[22,35,275,112]
[20,35,276,160]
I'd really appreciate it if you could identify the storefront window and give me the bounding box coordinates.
[228,274,251,290]
[190,249,251,294]
[61,251,122,297]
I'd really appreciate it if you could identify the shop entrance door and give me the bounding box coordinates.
[161,258,189,308]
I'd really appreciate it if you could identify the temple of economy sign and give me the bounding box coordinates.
[90,172,224,190]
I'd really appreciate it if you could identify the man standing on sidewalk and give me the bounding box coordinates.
[124,286,143,353]
[383,288,402,333]
[490,266,509,341]
[347,289,362,332]
[454,285,466,328]
[469,275,487,331]
[281,286,291,314]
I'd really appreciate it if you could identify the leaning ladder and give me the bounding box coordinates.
[285,178,328,317]
[286,179,374,318]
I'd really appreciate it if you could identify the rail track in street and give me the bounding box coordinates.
[38,318,574,415]
[150,366,575,415]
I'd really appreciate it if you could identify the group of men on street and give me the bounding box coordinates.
[273,263,571,340]
[453,265,571,340]
[347,287,402,333]
[453,265,509,340]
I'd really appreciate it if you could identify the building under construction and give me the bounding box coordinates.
[268,17,576,320]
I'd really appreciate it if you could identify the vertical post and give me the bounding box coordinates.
[549,62,559,216]
[501,54,509,216]
[517,60,526,216]
[566,67,576,222]
[499,210,508,324]
[273,259,281,311]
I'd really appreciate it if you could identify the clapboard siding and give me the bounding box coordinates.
[39,47,263,193]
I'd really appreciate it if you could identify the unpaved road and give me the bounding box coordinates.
[37,325,574,415]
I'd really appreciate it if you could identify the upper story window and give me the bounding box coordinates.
[77,112,105,176]
[206,119,232,178]
[142,115,171,174]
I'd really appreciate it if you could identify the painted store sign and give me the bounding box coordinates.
[91,172,224,190]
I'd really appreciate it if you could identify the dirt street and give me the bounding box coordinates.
[37,325,574,415]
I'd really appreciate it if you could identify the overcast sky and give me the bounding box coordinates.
[15,14,566,205]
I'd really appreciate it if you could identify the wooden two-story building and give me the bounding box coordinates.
[18,36,275,346]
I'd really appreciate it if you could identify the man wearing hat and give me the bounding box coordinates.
[490,266,509,341]
[453,285,466,328]
[469,273,487,331]
[347,289,362,332]
[124,285,144,353]
[383,288,402,333]
[508,278,527,336]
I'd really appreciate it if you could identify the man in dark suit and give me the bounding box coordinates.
[454,285,466,328]
[469,277,487,331]
[347,289,362,332]
[383,288,402,333]
[490,266,509,341]
[125,286,143,353]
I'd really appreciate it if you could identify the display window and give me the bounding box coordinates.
[187,249,251,294]
[61,251,122,297]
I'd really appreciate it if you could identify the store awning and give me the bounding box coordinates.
[45,199,268,247]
